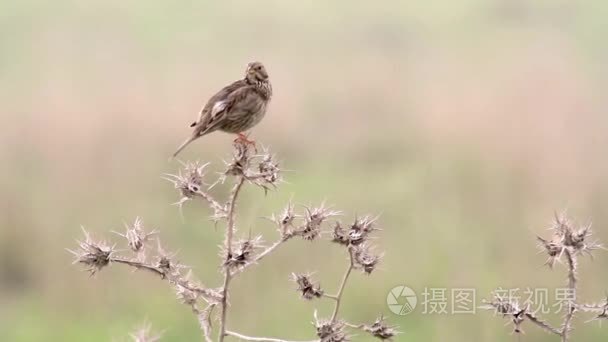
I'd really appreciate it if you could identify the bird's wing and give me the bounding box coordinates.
[192,80,247,127]
[196,84,254,135]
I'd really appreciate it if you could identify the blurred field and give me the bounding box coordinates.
[2,1,608,341]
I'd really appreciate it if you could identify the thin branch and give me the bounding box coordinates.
[218,176,246,342]
[524,312,562,336]
[111,257,165,277]
[195,189,227,215]
[330,247,355,321]
[323,294,339,301]
[562,306,575,342]
[194,303,216,342]
[111,257,220,302]
[244,171,279,182]
[225,330,319,342]
[564,249,578,290]
[562,249,578,341]
[231,233,297,276]
[579,303,608,313]
[342,322,363,329]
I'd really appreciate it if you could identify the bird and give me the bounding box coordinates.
[171,62,272,158]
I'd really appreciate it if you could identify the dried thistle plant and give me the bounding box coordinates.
[129,322,163,342]
[69,140,396,342]
[482,211,606,341]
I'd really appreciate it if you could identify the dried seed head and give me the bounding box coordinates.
[157,256,172,274]
[592,310,608,323]
[538,212,603,266]
[481,293,528,334]
[363,316,399,340]
[225,139,254,176]
[511,308,526,334]
[595,303,608,321]
[223,235,263,271]
[301,204,341,241]
[276,202,296,233]
[481,292,520,316]
[352,245,382,274]
[256,150,281,186]
[333,216,379,246]
[164,161,208,206]
[130,322,162,342]
[350,216,378,239]
[584,296,608,323]
[291,273,324,300]
[114,217,157,253]
[69,228,114,275]
[154,241,186,279]
[332,222,350,246]
[314,313,349,342]
[279,202,296,227]
[558,217,590,252]
[536,236,563,268]
[569,225,589,249]
[268,201,296,236]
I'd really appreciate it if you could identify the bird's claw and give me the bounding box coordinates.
[234,133,258,153]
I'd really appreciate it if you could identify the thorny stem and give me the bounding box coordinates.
[524,312,562,336]
[562,249,578,342]
[225,330,319,342]
[195,189,227,215]
[219,176,246,342]
[111,257,220,302]
[511,248,579,341]
[564,249,578,292]
[231,233,297,276]
[74,143,396,342]
[194,304,216,342]
[330,247,355,322]
[111,257,165,277]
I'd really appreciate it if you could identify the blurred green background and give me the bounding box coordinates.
[2,0,608,341]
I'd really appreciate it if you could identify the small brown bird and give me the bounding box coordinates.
[172,61,272,158]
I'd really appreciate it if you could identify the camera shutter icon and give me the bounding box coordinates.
[387,285,417,315]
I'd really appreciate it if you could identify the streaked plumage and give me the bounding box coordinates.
[172,62,272,158]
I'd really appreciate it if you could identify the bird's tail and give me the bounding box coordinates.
[171,134,199,159]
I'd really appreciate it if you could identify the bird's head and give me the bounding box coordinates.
[245,62,269,83]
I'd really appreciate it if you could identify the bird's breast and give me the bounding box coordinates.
[254,81,272,101]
